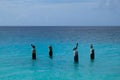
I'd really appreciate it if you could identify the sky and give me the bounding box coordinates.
[0,0,120,26]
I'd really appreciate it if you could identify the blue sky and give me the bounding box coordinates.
[0,0,120,26]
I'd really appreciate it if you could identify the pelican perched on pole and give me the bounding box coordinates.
[73,43,79,63]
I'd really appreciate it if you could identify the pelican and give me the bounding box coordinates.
[73,43,78,51]
[31,44,36,60]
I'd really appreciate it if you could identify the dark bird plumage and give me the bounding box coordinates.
[73,43,78,51]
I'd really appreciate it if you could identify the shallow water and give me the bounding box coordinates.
[0,27,120,80]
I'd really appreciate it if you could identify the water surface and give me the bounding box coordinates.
[0,26,120,80]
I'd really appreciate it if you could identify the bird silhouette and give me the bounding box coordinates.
[73,43,78,51]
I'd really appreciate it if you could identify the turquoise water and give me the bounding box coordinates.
[0,27,120,80]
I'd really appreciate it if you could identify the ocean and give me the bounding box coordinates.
[0,26,120,80]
